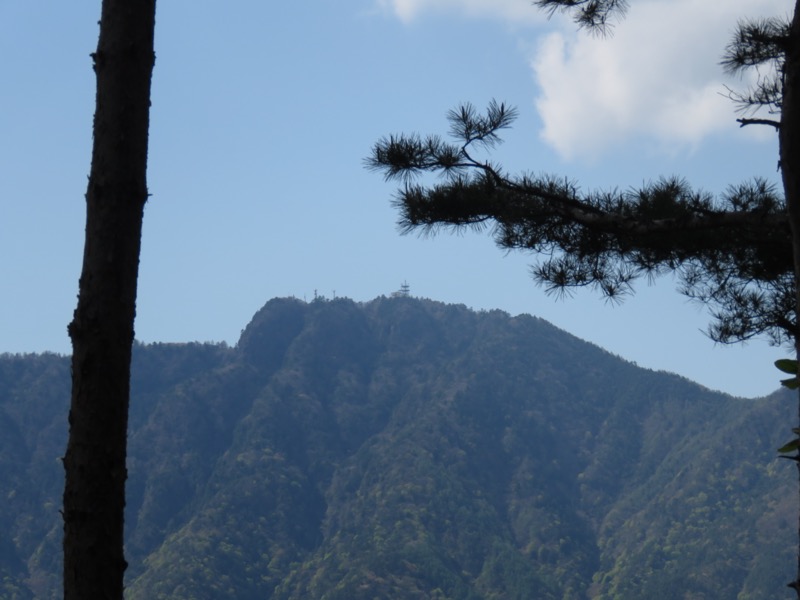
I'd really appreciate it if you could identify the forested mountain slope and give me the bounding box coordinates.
[0,296,793,598]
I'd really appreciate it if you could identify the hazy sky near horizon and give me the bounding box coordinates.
[0,0,790,397]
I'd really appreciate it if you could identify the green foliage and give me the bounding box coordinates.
[776,358,800,390]
[0,298,793,598]
[773,359,800,471]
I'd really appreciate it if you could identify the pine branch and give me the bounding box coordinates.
[535,0,628,32]
[737,118,781,130]
[368,102,794,343]
[721,17,789,73]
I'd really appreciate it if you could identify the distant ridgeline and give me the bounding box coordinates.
[0,296,793,599]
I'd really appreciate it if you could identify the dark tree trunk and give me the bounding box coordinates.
[62,2,156,598]
[782,2,800,595]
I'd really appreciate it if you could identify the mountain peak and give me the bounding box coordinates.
[0,296,792,598]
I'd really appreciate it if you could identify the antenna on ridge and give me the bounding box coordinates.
[392,281,411,298]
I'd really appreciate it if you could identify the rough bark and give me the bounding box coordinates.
[782,2,800,595]
[62,2,156,599]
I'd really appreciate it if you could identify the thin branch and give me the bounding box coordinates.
[737,117,781,130]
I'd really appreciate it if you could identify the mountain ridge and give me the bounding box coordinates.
[0,295,793,598]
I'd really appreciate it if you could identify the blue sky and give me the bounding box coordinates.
[0,0,790,397]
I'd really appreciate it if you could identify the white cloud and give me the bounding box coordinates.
[378,0,785,160]
[376,0,544,25]
[530,0,786,160]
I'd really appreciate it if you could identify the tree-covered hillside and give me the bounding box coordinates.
[0,296,793,598]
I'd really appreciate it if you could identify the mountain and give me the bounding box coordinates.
[0,296,794,599]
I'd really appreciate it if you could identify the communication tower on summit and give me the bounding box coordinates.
[392,281,411,298]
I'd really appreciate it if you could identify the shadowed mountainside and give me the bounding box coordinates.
[0,296,793,598]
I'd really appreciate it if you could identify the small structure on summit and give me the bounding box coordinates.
[392,281,411,298]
